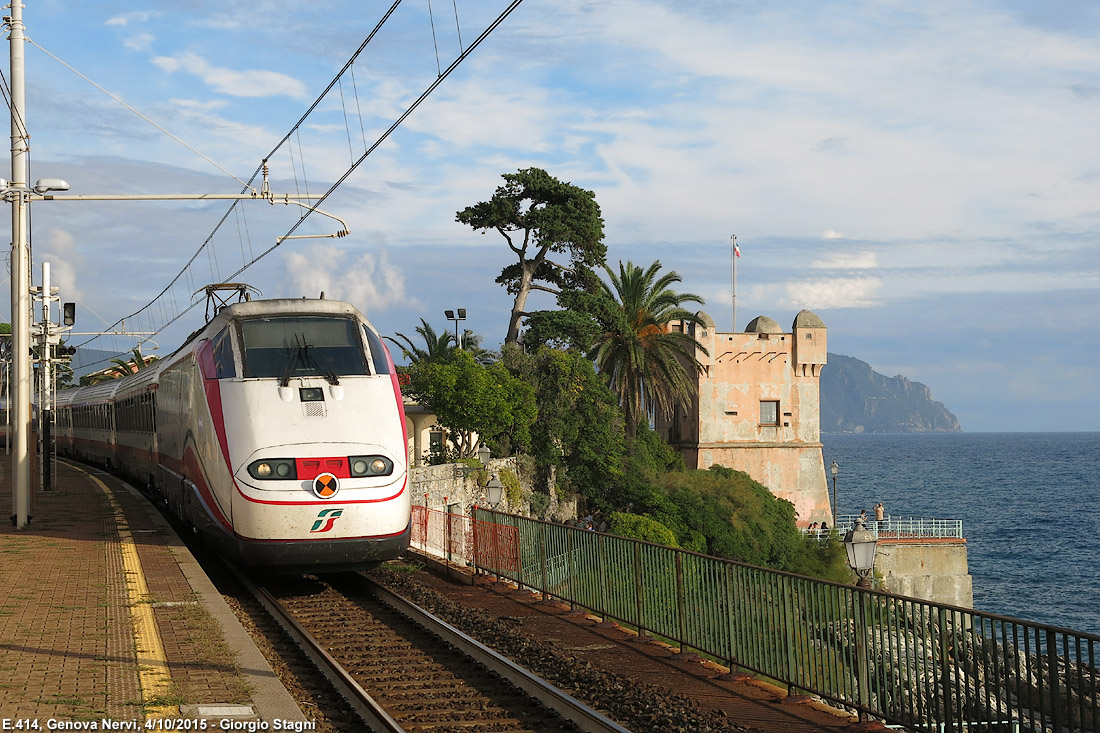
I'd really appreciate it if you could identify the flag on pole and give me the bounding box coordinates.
[734,241,741,258]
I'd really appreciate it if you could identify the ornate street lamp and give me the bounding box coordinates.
[454,442,491,479]
[485,474,504,507]
[843,516,877,589]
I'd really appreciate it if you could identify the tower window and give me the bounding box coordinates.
[759,400,779,425]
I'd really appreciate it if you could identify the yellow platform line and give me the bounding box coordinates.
[73,464,176,719]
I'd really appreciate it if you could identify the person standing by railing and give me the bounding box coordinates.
[874,502,885,529]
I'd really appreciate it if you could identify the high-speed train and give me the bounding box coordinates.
[53,296,410,572]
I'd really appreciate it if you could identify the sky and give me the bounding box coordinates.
[4,0,1099,432]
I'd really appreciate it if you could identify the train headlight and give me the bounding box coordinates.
[349,455,393,477]
[248,459,297,480]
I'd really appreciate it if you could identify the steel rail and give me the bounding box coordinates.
[229,566,404,732]
[361,576,632,733]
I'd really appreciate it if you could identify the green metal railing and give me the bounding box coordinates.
[471,509,1100,732]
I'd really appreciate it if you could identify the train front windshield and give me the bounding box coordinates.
[239,316,370,379]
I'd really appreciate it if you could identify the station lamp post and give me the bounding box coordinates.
[843,516,877,589]
[444,308,466,349]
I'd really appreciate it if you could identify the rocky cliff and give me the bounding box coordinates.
[820,353,962,433]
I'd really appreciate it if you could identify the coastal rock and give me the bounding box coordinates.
[821,353,962,433]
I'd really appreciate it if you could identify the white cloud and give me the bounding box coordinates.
[36,229,84,306]
[811,251,878,270]
[781,276,884,309]
[105,11,158,27]
[124,33,155,53]
[823,230,845,240]
[152,52,308,99]
[281,244,416,317]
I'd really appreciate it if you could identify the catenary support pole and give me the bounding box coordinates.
[41,263,52,493]
[9,1,32,528]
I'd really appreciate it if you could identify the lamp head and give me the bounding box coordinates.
[33,178,70,194]
[486,474,504,506]
[843,516,877,574]
[445,309,455,319]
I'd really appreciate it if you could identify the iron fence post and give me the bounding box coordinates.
[471,505,480,575]
[675,552,687,654]
[540,520,549,602]
[938,606,954,732]
[1048,627,1061,732]
[634,542,645,636]
[445,503,453,563]
[782,575,799,693]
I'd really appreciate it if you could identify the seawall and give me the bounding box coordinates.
[875,538,973,608]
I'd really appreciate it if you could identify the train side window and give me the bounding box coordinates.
[212,329,237,379]
[363,326,391,375]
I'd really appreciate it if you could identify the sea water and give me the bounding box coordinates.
[820,432,1100,636]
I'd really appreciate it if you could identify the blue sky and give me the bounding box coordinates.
[6,0,1099,432]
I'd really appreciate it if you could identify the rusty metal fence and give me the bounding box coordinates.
[410,504,473,564]
[467,508,1100,733]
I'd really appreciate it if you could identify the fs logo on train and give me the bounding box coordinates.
[310,508,343,533]
[312,472,340,499]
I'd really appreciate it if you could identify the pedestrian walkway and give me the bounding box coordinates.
[0,458,303,725]
[409,550,892,733]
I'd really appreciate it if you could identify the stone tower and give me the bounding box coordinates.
[657,310,832,524]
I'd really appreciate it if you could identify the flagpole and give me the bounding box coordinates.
[730,234,737,332]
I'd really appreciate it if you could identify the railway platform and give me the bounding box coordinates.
[0,458,305,727]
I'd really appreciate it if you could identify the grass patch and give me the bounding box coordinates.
[36,695,86,706]
[139,683,190,710]
[167,599,253,702]
[383,560,424,576]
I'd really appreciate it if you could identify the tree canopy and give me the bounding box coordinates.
[456,168,605,345]
[590,260,708,439]
[502,345,625,501]
[405,349,536,460]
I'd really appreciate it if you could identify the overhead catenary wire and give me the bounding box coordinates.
[72,0,527,350]
[26,38,252,190]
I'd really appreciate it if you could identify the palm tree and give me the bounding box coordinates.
[109,348,155,377]
[459,330,499,366]
[386,319,455,365]
[591,260,707,440]
[387,320,499,366]
[81,348,157,385]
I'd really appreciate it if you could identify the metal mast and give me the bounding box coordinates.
[730,234,738,333]
[8,1,32,527]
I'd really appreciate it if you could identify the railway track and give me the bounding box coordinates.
[234,568,630,733]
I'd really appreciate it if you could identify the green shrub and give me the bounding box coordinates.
[499,468,523,506]
[650,465,801,570]
[608,512,679,547]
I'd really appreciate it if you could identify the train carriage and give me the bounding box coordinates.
[54,296,411,572]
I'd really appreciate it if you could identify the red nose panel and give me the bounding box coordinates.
[296,457,350,480]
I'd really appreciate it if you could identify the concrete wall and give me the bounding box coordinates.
[657,310,833,525]
[874,540,974,608]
